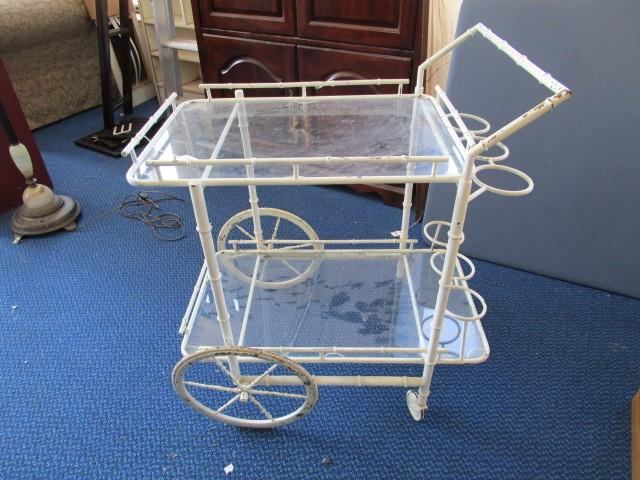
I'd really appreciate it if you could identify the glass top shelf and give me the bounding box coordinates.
[128,95,465,186]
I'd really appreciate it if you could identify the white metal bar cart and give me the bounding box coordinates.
[123,24,571,428]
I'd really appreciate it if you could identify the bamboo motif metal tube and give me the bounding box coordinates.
[240,374,426,388]
[126,172,461,187]
[218,248,425,257]
[415,23,570,96]
[201,78,409,91]
[147,154,448,167]
[202,103,239,180]
[180,261,207,335]
[467,91,571,158]
[228,238,418,245]
[235,90,264,244]
[188,182,240,377]
[121,92,177,158]
[175,93,415,106]
[238,257,261,346]
[399,95,422,249]
[416,150,475,409]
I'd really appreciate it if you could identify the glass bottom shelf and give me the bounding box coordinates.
[182,251,489,364]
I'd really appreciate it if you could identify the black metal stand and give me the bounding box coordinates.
[100,0,133,128]
[75,0,151,157]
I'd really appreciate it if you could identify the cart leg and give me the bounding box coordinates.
[397,97,420,280]
[399,181,414,248]
[399,95,421,250]
[396,179,415,278]
[235,90,264,245]
[189,182,240,377]
[412,158,475,419]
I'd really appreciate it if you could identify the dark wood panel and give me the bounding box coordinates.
[309,1,399,28]
[201,35,296,97]
[297,46,412,95]
[297,0,417,49]
[197,27,415,58]
[196,0,296,35]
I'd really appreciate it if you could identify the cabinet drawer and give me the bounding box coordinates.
[195,0,296,36]
[200,35,296,97]
[297,46,412,95]
[296,0,418,49]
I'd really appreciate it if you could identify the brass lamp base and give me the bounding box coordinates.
[11,183,80,244]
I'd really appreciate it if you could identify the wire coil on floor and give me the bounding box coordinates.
[117,192,185,241]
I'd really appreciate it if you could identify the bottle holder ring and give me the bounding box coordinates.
[430,249,476,282]
[421,313,461,345]
[472,163,534,197]
[444,112,509,162]
[423,220,465,248]
[472,136,510,162]
[446,112,491,135]
[445,285,487,322]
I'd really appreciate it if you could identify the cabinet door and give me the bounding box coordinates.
[296,0,418,49]
[195,0,296,35]
[297,46,412,96]
[200,35,296,97]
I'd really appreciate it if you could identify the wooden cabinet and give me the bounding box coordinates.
[200,36,296,97]
[191,0,429,218]
[297,46,412,96]
[296,0,418,49]
[195,0,296,35]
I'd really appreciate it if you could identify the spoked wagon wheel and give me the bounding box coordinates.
[217,208,322,289]
[173,346,318,428]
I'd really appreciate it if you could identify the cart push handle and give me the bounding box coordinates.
[416,23,572,158]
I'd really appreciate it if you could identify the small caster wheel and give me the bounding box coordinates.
[12,234,23,245]
[406,390,426,421]
[64,222,77,232]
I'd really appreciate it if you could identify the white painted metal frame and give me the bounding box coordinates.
[124,92,457,187]
[410,22,571,413]
[123,23,571,421]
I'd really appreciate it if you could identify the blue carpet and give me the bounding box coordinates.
[1,101,638,479]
